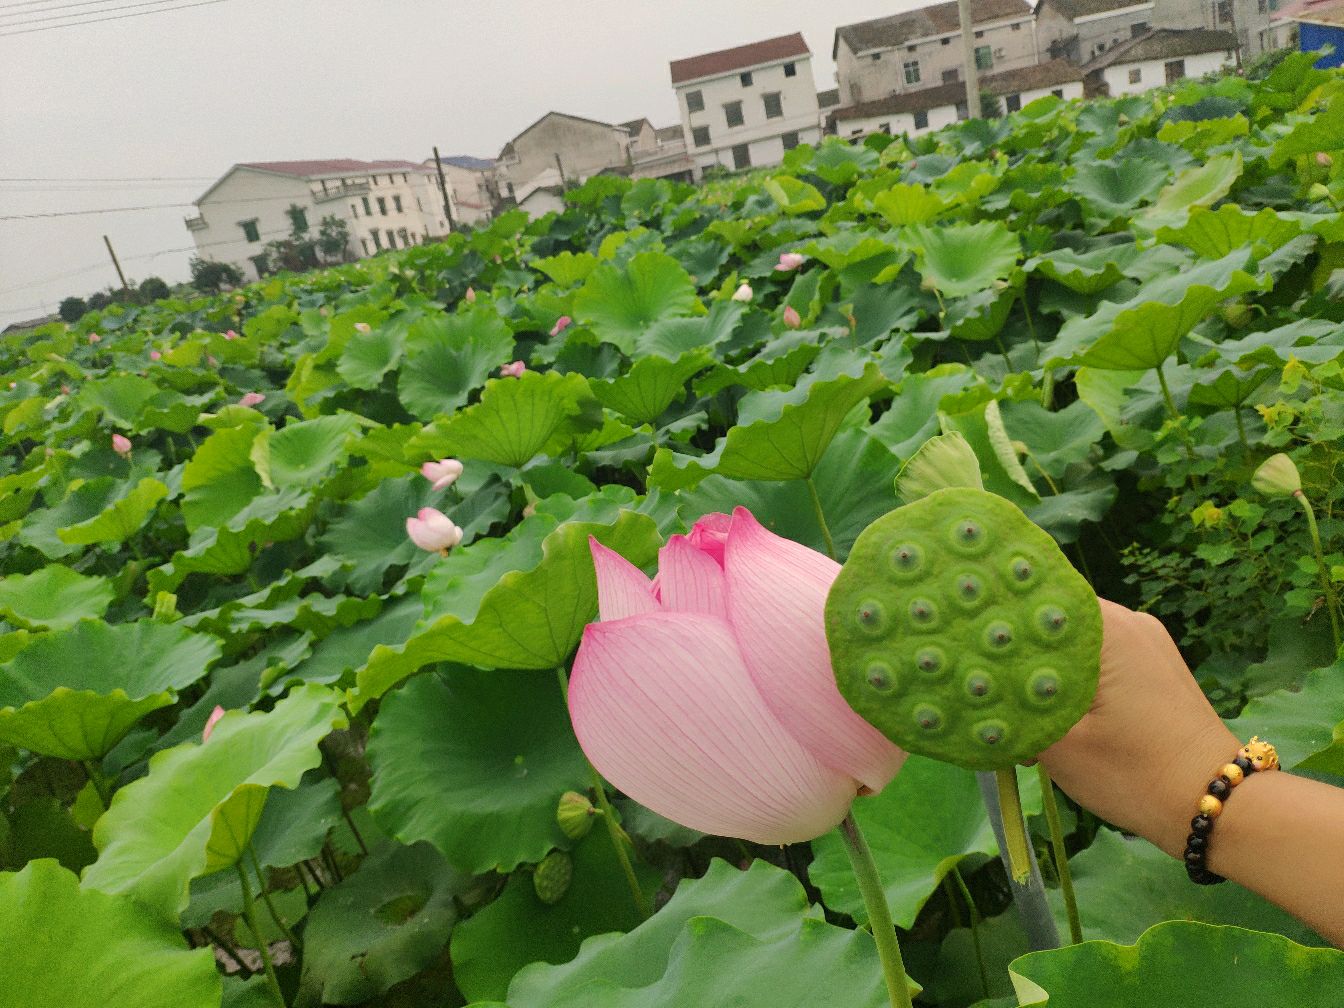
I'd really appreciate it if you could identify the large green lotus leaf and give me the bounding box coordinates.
[1049,828,1323,946]
[590,348,713,426]
[4,797,97,873]
[0,620,222,759]
[503,859,825,1007]
[413,370,601,468]
[1026,245,1140,295]
[336,310,420,389]
[252,413,362,490]
[82,684,347,920]
[1134,152,1242,232]
[398,309,515,420]
[293,597,423,687]
[1211,318,1344,367]
[1187,363,1274,409]
[354,505,659,703]
[927,912,1030,1007]
[636,299,744,359]
[763,175,827,214]
[157,488,314,586]
[1157,204,1303,259]
[999,400,1106,480]
[451,824,660,1002]
[800,230,908,286]
[0,860,220,1008]
[649,354,887,489]
[55,476,168,546]
[298,841,466,1005]
[872,182,947,227]
[0,566,113,630]
[1009,921,1344,1007]
[1270,92,1344,166]
[1070,157,1170,219]
[869,367,979,460]
[1225,658,1343,771]
[180,420,265,532]
[913,222,1021,298]
[533,250,599,287]
[573,251,698,355]
[810,138,880,184]
[367,668,588,875]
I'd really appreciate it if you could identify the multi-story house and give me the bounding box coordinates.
[1036,0,1159,63]
[670,33,822,176]
[1083,26,1239,94]
[834,0,1036,106]
[622,119,697,182]
[1153,0,1277,58]
[422,154,500,228]
[186,159,446,282]
[495,112,634,207]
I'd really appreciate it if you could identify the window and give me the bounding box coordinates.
[943,68,960,83]
[1051,88,1064,98]
[240,219,260,242]
[288,206,307,231]
[724,100,744,127]
[1165,58,1186,84]
[781,130,800,150]
[1258,0,1266,10]
[692,124,711,147]
[763,92,783,119]
[871,53,881,61]
[1012,21,1021,30]
[784,61,797,77]
[393,195,403,213]
[249,254,268,277]
[350,202,359,218]
[398,227,410,246]
[386,229,396,249]
[360,238,370,255]
[879,121,892,134]
[914,109,929,130]
[402,173,408,182]
[370,230,382,250]
[975,46,993,70]
[1217,0,1232,21]
[955,101,969,120]
[740,71,753,86]
[686,89,704,113]
[370,175,377,185]
[907,44,917,53]
[1131,21,1149,37]
[377,197,388,216]
[362,196,372,216]
[1005,93,1022,113]
[941,37,951,45]
[975,30,984,38]
[903,59,921,85]
[1128,67,1142,84]
[731,143,751,169]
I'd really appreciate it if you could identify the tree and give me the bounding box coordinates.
[317,215,351,263]
[137,276,170,302]
[262,204,321,274]
[190,257,244,294]
[58,297,87,323]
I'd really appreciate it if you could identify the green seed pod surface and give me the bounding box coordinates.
[532,850,574,905]
[826,487,1101,771]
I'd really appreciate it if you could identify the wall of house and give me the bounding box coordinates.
[441,163,496,226]
[833,102,960,139]
[191,171,318,282]
[995,78,1084,111]
[677,55,821,175]
[836,15,1036,106]
[500,117,629,199]
[1101,47,1235,95]
[1072,4,1158,62]
[1035,1,1083,62]
[346,170,438,256]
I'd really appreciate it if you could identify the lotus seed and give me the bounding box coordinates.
[908,598,938,627]
[983,620,1014,650]
[1027,669,1061,706]
[866,661,896,692]
[1036,605,1069,640]
[975,720,1009,746]
[963,670,994,704]
[949,518,988,555]
[914,647,945,676]
[914,704,944,732]
[954,573,984,606]
[890,543,923,577]
[856,599,886,634]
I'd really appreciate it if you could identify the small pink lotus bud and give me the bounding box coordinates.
[238,392,265,408]
[61,384,71,395]
[319,307,329,317]
[1318,152,1333,167]
[206,355,219,367]
[111,433,132,456]
[775,252,806,272]
[465,286,477,303]
[421,458,464,491]
[550,315,572,337]
[732,283,754,303]
[783,305,802,329]
[354,322,371,333]
[149,350,161,361]
[406,507,463,553]
[202,705,226,742]
[88,333,101,344]
[501,360,527,378]
[223,329,238,341]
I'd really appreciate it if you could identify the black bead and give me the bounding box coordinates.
[1187,864,1226,885]
[1191,814,1213,835]
[1208,778,1231,800]
[1186,833,1207,851]
[1184,848,1205,866]
[1233,755,1253,774]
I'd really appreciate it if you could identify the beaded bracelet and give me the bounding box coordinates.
[1184,736,1280,885]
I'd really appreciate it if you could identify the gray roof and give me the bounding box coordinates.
[1040,0,1155,19]
[983,58,1084,94]
[1084,27,1238,71]
[438,155,494,171]
[834,0,1032,56]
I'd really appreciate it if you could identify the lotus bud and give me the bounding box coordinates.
[782,305,801,329]
[421,458,464,491]
[1251,453,1302,498]
[550,315,573,337]
[238,392,265,408]
[732,283,754,303]
[223,329,238,341]
[202,705,226,743]
[354,322,372,333]
[406,507,463,553]
[1318,152,1333,167]
[1221,303,1252,328]
[6,382,13,390]
[775,252,806,272]
[501,360,527,378]
[465,286,477,302]
[88,333,101,344]
[532,850,573,905]
[152,591,180,622]
[149,350,161,361]
[206,355,219,367]
[111,433,132,457]
[557,790,597,840]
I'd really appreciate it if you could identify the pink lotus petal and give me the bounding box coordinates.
[590,537,658,621]
[354,322,372,333]
[111,433,132,456]
[724,507,906,792]
[731,283,753,303]
[223,329,238,341]
[570,612,857,844]
[775,252,806,272]
[465,286,477,303]
[202,705,226,742]
[500,360,527,378]
[653,534,728,620]
[420,458,464,492]
[238,392,265,408]
[149,350,161,361]
[406,507,462,551]
[686,511,732,567]
[550,315,573,337]
[88,333,100,344]
[782,305,801,329]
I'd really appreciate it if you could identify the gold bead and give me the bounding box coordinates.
[1220,763,1244,786]
[1199,794,1224,817]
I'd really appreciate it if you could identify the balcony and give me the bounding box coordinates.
[184,215,206,231]
[313,181,369,204]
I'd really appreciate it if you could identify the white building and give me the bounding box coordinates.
[834,0,1036,107]
[186,159,446,282]
[1083,27,1238,95]
[422,154,499,228]
[670,33,822,176]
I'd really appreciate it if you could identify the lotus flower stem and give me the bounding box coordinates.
[838,812,915,1008]
[80,759,111,809]
[250,843,302,951]
[804,476,838,559]
[993,767,1032,883]
[1155,362,1180,422]
[976,771,1060,951]
[236,861,285,1006]
[556,667,651,920]
[1294,489,1342,651]
[1036,764,1082,944]
[949,865,990,998]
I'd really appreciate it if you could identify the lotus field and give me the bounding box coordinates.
[5,52,1344,1007]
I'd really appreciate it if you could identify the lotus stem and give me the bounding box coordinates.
[80,760,111,809]
[950,865,990,998]
[993,767,1031,883]
[976,770,1060,951]
[1036,764,1083,944]
[250,843,301,951]
[1156,362,1180,422]
[1294,489,1342,651]
[236,861,285,1006]
[805,475,838,560]
[838,812,915,1008]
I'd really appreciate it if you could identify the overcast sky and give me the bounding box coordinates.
[0,0,938,326]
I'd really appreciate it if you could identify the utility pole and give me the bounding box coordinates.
[958,0,982,120]
[103,234,131,296]
[432,147,456,234]
[554,153,567,189]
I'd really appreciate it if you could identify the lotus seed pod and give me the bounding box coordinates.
[557,790,596,840]
[532,850,573,905]
[826,487,1101,771]
[1250,453,1302,498]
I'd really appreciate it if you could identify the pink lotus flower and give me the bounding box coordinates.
[783,305,802,329]
[223,329,238,341]
[775,252,806,272]
[238,392,265,408]
[500,360,527,378]
[111,433,132,457]
[406,507,463,553]
[60,384,71,395]
[731,283,753,303]
[354,322,372,333]
[465,286,477,303]
[569,509,905,844]
[421,458,464,491]
[550,315,572,337]
[1318,152,1333,167]
[149,350,161,361]
[202,705,226,742]
[88,333,101,344]
[206,355,219,367]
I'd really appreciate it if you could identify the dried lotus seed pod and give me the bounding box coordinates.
[826,487,1100,771]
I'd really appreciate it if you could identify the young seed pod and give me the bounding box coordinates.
[557,790,596,841]
[532,850,574,905]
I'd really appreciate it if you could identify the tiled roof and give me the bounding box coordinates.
[1274,0,1344,24]
[1083,27,1238,71]
[669,32,810,85]
[983,58,1084,94]
[620,118,654,133]
[438,155,495,171]
[240,159,428,178]
[835,0,1031,55]
[1042,0,1155,19]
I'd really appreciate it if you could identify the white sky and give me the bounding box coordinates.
[0,0,932,327]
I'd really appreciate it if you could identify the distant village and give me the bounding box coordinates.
[185,0,1322,284]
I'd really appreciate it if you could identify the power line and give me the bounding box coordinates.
[0,203,193,219]
[2,0,198,28]
[0,0,111,10]
[0,0,234,36]
[0,175,215,182]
